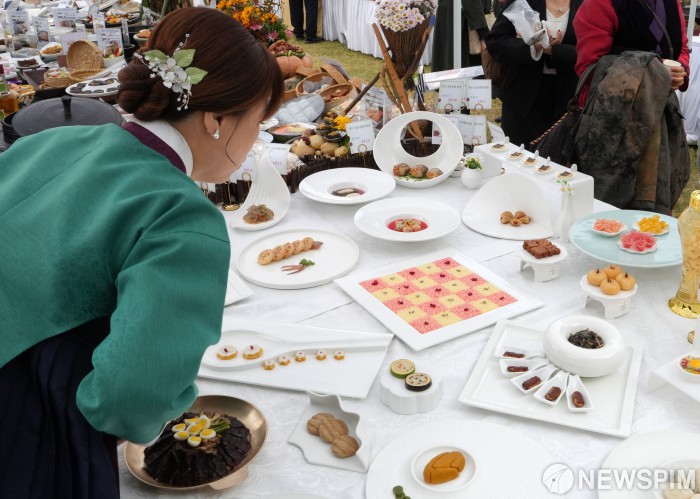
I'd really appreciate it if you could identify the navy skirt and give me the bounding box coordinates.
[0,317,119,499]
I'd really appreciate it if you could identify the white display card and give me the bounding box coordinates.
[437,79,466,113]
[345,119,375,153]
[231,150,256,182]
[261,143,291,175]
[96,27,122,52]
[466,80,492,110]
[432,114,463,145]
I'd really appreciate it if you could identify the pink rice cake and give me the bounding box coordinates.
[411,276,438,290]
[418,300,448,315]
[463,273,487,287]
[396,306,427,323]
[398,267,425,281]
[392,282,420,295]
[423,284,452,299]
[446,265,471,279]
[360,278,388,292]
[371,287,401,302]
[473,283,500,297]
[489,291,517,306]
[410,316,442,334]
[438,294,466,309]
[416,262,441,275]
[442,279,470,293]
[435,258,461,270]
[379,273,406,286]
[455,304,482,320]
[405,291,432,306]
[430,270,456,283]
[470,298,499,313]
[431,310,462,327]
[457,289,485,302]
[384,297,411,311]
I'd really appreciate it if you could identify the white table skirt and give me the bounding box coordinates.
[118,174,697,498]
[322,0,434,66]
[681,36,700,140]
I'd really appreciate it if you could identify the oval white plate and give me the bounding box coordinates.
[236,229,359,290]
[354,197,460,242]
[617,238,657,254]
[411,445,477,493]
[591,219,627,237]
[298,167,395,205]
[65,79,119,98]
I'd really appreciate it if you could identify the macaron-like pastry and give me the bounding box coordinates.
[262,360,275,370]
[334,350,345,360]
[316,350,327,361]
[390,359,416,379]
[295,351,307,362]
[405,372,432,392]
[600,278,621,295]
[615,272,636,291]
[603,264,623,279]
[242,344,263,359]
[278,354,291,366]
[586,269,606,286]
[216,345,238,360]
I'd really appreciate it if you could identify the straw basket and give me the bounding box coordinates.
[69,69,104,84]
[67,40,104,72]
[44,74,72,88]
[319,83,356,113]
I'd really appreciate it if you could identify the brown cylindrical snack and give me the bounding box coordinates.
[522,376,541,390]
[572,391,585,407]
[330,435,359,458]
[507,366,529,373]
[319,418,349,443]
[545,387,562,401]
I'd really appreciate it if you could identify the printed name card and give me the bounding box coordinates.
[437,79,466,113]
[345,119,375,153]
[96,27,122,51]
[93,12,105,30]
[34,18,50,48]
[120,18,129,45]
[231,150,256,182]
[59,30,87,53]
[487,121,506,143]
[261,143,291,175]
[9,10,28,35]
[55,8,78,27]
[464,115,488,145]
[431,114,463,145]
[466,80,492,110]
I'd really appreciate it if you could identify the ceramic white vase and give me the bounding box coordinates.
[558,193,575,242]
[461,168,482,189]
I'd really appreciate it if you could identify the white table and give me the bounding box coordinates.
[118,174,697,498]
[322,0,434,66]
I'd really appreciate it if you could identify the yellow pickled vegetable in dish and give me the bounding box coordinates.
[636,215,669,234]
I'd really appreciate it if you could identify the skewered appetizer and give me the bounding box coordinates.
[257,237,323,265]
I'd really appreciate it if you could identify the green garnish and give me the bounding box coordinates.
[392,485,404,497]
[299,259,315,267]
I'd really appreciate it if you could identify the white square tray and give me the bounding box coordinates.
[458,319,643,437]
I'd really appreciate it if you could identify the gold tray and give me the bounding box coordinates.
[123,395,267,491]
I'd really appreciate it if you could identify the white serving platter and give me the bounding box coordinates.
[288,392,371,473]
[599,431,700,498]
[298,167,395,205]
[334,248,542,351]
[458,319,643,437]
[237,229,359,290]
[365,419,555,498]
[65,77,119,97]
[353,197,461,242]
[197,318,392,399]
[462,173,554,240]
[224,267,253,306]
[229,154,290,232]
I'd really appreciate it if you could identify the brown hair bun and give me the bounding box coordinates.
[118,7,283,122]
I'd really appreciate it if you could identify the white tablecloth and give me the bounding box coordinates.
[118,174,697,498]
[322,0,434,66]
[681,35,700,140]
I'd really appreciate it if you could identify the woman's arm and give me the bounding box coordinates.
[675,0,690,90]
[573,0,618,76]
[485,7,537,65]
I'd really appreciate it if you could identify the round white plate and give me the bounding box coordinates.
[66,78,119,98]
[354,197,460,242]
[617,238,657,254]
[410,445,477,493]
[633,220,670,236]
[579,275,637,300]
[298,167,395,205]
[599,431,700,498]
[366,419,554,498]
[236,229,360,290]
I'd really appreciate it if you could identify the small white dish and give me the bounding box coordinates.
[65,77,119,98]
[498,357,549,378]
[566,374,594,412]
[379,366,442,414]
[494,344,545,360]
[591,220,627,237]
[544,315,627,377]
[298,167,395,206]
[489,141,510,154]
[535,164,553,175]
[510,364,557,394]
[288,392,370,473]
[617,238,657,254]
[633,219,670,236]
[579,275,637,320]
[354,197,461,242]
[533,370,569,406]
[678,354,700,383]
[653,458,700,499]
[516,243,568,282]
[410,445,477,493]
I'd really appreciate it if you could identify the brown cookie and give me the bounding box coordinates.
[500,211,513,224]
[509,218,522,227]
[319,418,349,443]
[306,412,335,436]
[331,435,359,458]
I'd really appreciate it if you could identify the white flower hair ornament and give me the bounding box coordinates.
[136,34,208,111]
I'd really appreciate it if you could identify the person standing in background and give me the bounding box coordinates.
[290,0,321,43]
[432,0,490,71]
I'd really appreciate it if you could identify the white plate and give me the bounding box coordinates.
[373,111,461,189]
[197,318,392,399]
[353,197,461,242]
[579,275,637,301]
[224,268,253,306]
[617,237,658,254]
[461,174,554,240]
[298,167,395,205]
[410,445,477,493]
[237,229,359,290]
[66,77,119,98]
[288,392,371,473]
[633,219,670,236]
[335,248,542,351]
[365,419,555,498]
[458,319,643,437]
[599,431,700,498]
[516,242,568,265]
[592,219,627,237]
[229,153,291,232]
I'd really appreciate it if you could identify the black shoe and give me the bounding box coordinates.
[293,32,304,41]
[305,36,322,43]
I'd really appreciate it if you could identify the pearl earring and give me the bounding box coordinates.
[212,128,220,140]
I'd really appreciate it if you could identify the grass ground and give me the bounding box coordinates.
[297,39,699,217]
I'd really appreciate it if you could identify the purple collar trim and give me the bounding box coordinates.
[122,121,187,174]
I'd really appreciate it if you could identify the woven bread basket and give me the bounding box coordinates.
[296,71,338,96]
[319,83,356,113]
[67,40,104,71]
[44,69,72,88]
[69,68,104,84]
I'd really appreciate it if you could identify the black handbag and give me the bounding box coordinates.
[529,64,596,165]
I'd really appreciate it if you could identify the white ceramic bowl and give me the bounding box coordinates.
[543,315,627,378]
[410,445,477,493]
[678,354,700,383]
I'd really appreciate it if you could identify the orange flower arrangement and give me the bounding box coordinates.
[217,0,291,45]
